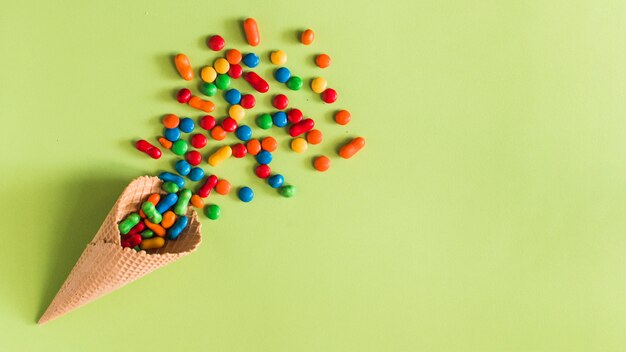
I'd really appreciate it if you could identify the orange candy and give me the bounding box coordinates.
[243,18,260,46]
[339,137,365,159]
[215,179,231,195]
[188,96,215,113]
[313,156,330,172]
[315,54,331,68]
[144,219,166,237]
[211,125,227,141]
[190,194,204,208]
[301,29,315,45]
[261,136,277,152]
[334,110,351,125]
[163,114,179,128]
[161,211,176,229]
[147,193,161,205]
[306,129,323,145]
[226,49,242,64]
[174,53,193,80]
[246,139,261,156]
[158,137,173,149]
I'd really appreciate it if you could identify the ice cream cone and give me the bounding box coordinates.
[38,176,202,324]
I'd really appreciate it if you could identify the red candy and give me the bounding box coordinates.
[273,94,288,110]
[321,88,337,104]
[231,143,247,158]
[287,108,303,123]
[199,115,216,130]
[244,71,269,93]
[176,88,192,103]
[121,233,142,248]
[221,117,238,132]
[185,150,202,166]
[255,164,271,178]
[240,94,256,109]
[197,174,218,198]
[288,118,315,137]
[190,134,207,149]
[135,139,162,159]
[207,35,225,51]
[228,63,243,79]
[127,221,146,235]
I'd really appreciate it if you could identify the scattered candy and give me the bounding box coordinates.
[179,117,195,133]
[334,110,351,125]
[214,58,230,74]
[313,155,330,171]
[287,108,303,123]
[188,167,205,182]
[159,172,185,188]
[207,35,225,51]
[244,71,269,93]
[256,150,272,165]
[211,125,227,140]
[286,76,303,90]
[310,77,327,93]
[215,179,231,195]
[174,54,193,81]
[315,54,331,68]
[190,134,207,149]
[163,114,180,128]
[199,115,216,130]
[225,89,242,105]
[187,95,216,113]
[242,53,260,68]
[290,138,308,153]
[321,88,337,103]
[232,143,247,158]
[201,66,217,83]
[228,63,243,78]
[256,113,273,129]
[301,29,314,45]
[162,181,180,193]
[197,175,218,198]
[238,187,254,202]
[190,194,204,208]
[175,160,192,176]
[306,129,323,144]
[339,137,365,159]
[164,128,180,142]
[221,117,238,132]
[272,111,288,127]
[268,174,284,188]
[246,139,261,155]
[215,74,231,90]
[235,125,252,141]
[255,164,271,178]
[274,67,291,83]
[226,49,242,64]
[279,185,296,198]
[273,94,288,110]
[240,94,256,109]
[205,204,221,220]
[158,137,173,149]
[243,18,260,46]
[135,140,162,159]
[208,145,232,166]
[261,136,277,152]
[270,50,287,65]
[171,140,188,155]
[199,82,217,96]
[229,105,245,121]
[289,118,315,137]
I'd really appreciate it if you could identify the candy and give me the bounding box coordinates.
[197,174,218,197]
[214,57,230,74]
[306,129,323,144]
[243,18,260,46]
[135,140,162,159]
[279,185,296,198]
[171,140,188,155]
[199,82,217,96]
[229,104,245,121]
[270,50,287,65]
[255,164,271,178]
[215,74,231,90]
[167,216,189,240]
[175,159,191,176]
[238,187,254,202]
[272,111,288,127]
[310,77,327,93]
[290,138,308,153]
[190,134,207,149]
[339,137,365,159]
[176,88,192,103]
[208,145,232,166]
[190,194,204,208]
[162,181,180,193]
[179,117,195,133]
[159,172,185,189]
[142,201,162,224]
[174,188,192,216]
[221,117,238,132]
[201,66,217,83]
[211,126,227,140]
[188,167,205,181]
[155,193,178,214]
[161,211,176,229]
[289,118,315,137]
[205,204,221,220]
[148,193,161,206]
[232,143,247,158]
[315,54,331,68]
[119,213,140,235]
[235,125,252,141]
[215,179,231,195]
[122,233,142,248]
[226,49,242,64]
[188,95,216,113]
[286,76,303,90]
[261,136,277,152]
[321,88,337,103]
[273,94,288,110]
[164,128,180,142]
[174,53,193,81]
[144,219,166,237]
[127,221,146,235]
[228,63,243,79]
[199,115,216,130]
[207,35,225,51]
[246,139,261,156]
[274,67,291,83]
[268,174,284,188]
[313,156,330,171]
[256,150,272,165]
[301,29,314,45]
[163,114,180,128]
[287,108,303,123]
[140,229,154,239]
[244,71,269,93]
[256,113,273,129]
[224,89,242,105]
[334,110,351,125]
[140,236,165,250]
[240,94,256,109]
[158,137,173,149]
[242,53,260,68]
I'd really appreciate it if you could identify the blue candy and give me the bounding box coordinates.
[268,174,284,188]
[242,53,260,68]
[256,150,272,165]
[224,89,242,105]
[274,67,291,83]
[179,117,195,133]
[164,128,180,142]
[159,172,185,188]
[167,215,189,240]
[175,160,191,176]
[156,193,178,214]
[272,111,288,127]
[235,125,252,141]
[238,187,254,202]
[188,167,205,182]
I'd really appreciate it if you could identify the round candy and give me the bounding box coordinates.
[215,179,231,195]
[163,114,179,129]
[179,117,195,133]
[207,35,225,51]
[256,113,273,129]
[211,126,227,140]
[238,187,254,202]
[231,143,247,158]
[185,150,202,165]
[164,128,181,142]
[240,94,256,109]
[171,140,188,155]
[273,94,288,110]
[321,88,337,103]
[246,139,261,156]
[199,115,216,130]
[235,125,252,141]
[224,89,242,105]
[215,74,231,90]
[268,174,284,188]
[177,88,192,103]
[310,77,327,93]
[255,164,271,178]
[287,108,303,123]
[221,117,238,132]
[175,159,191,176]
[270,50,287,65]
[335,110,351,125]
[199,82,217,97]
[242,53,260,68]
[313,156,330,171]
[274,67,291,83]
[286,76,303,90]
[256,150,272,165]
[201,66,217,83]
[226,49,242,64]
[188,167,205,182]
[272,111,288,127]
[229,104,245,121]
[290,138,308,153]
[306,129,323,145]
[301,29,314,45]
[205,204,221,220]
[279,185,296,198]
[214,58,230,74]
[228,63,243,79]
[315,54,331,68]
[261,137,277,152]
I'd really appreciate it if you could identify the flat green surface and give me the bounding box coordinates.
[1,1,625,351]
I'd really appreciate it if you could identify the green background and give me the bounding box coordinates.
[1,0,625,351]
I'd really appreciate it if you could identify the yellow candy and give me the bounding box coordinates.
[208,145,232,166]
[290,137,308,153]
[214,58,230,74]
[310,77,327,94]
[229,104,245,121]
[140,236,165,250]
[270,50,287,65]
[200,66,217,83]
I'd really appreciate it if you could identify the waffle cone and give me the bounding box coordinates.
[38,176,202,324]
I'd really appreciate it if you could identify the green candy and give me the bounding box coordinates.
[279,185,296,198]
[199,82,217,97]
[141,201,162,224]
[215,74,231,90]
[205,204,221,220]
[162,181,180,193]
[256,113,273,130]
[171,140,188,156]
[134,246,141,252]
[174,188,192,216]
[286,76,303,90]
[118,213,140,234]
[140,230,155,239]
